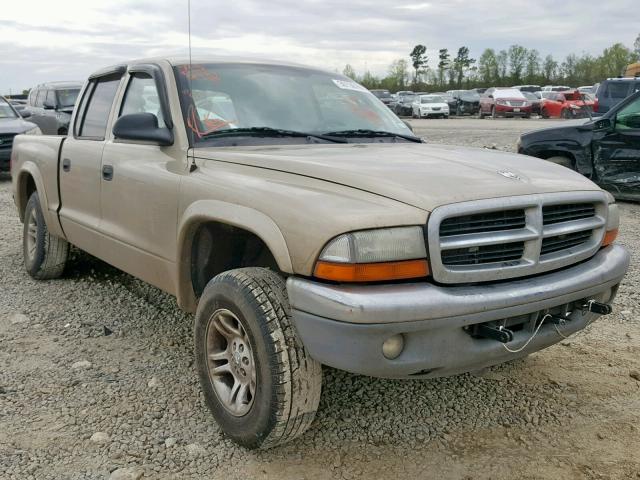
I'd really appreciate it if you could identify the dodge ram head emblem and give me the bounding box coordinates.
[497,170,523,181]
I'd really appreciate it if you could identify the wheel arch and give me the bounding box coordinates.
[176,200,294,312]
[15,165,48,224]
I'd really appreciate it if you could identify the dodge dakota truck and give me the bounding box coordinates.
[11,57,630,449]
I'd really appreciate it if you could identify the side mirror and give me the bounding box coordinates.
[43,100,55,110]
[488,95,493,99]
[20,110,32,118]
[593,118,612,131]
[113,113,173,146]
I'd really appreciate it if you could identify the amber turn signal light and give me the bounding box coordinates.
[601,229,618,247]
[314,259,430,282]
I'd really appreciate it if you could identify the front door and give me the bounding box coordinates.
[98,69,182,294]
[58,73,123,255]
[593,94,640,200]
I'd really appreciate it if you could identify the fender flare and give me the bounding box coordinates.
[175,200,293,312]
[15,163,58,230]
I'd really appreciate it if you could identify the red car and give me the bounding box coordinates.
[479,88,532,118]
[540,90,595,119]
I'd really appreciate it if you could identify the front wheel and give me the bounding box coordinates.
[194,267,322,449]
[23,192,69,279]
[491,107,497,119]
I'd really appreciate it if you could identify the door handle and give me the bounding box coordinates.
[62,158,71,172]
[102,165,114,181]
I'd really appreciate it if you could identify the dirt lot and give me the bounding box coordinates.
[1,118,639,480]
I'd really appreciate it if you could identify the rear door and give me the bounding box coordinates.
[592,93,640,199]
[58,70,124,256]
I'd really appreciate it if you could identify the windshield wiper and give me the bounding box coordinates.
[322,129,422,143]
[200,127,347,143]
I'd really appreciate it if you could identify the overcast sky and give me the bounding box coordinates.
[1,0,638,93]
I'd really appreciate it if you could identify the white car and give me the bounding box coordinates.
[412,94,449,119]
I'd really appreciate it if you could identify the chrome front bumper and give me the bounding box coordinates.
[287,245,630,378]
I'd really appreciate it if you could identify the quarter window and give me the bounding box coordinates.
[78,76,121,139]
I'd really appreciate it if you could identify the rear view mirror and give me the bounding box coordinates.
[113,113,173,146]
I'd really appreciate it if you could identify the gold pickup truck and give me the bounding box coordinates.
[10,57,630,449]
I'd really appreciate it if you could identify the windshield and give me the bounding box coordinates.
[459,91,480,101]
[0,98,18,119]
[399,94,416,103]
[522,92,538,101]
[421,96,444,104]
[55,88,80,108]
[174,63,412,145]
[371,90,391,99]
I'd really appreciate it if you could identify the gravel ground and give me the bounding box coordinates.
[1,118,639,479]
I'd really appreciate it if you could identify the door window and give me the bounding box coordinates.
[606,82,631,100]
[78,76,121,139]
[615,96,640,131]
[119,73,165,127]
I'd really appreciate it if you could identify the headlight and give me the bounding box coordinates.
[24,126,41,135]
[602,203,619,247]
[495,100,507,106]
[315,226,429,282]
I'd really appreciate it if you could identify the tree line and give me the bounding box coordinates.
[343,35,640,93]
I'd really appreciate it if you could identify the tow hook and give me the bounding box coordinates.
[582,300,613,315]
[476,323,514,343]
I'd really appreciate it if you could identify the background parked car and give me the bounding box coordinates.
[8,99,28,114]
[594,77,640,115]
[578,85,595,94]
[521,91,542,116]
[26,81,82,135]
[539,90,594,119]
[369,89,393,108]
[394,92,417,116]
[411,94,449,118]
[518,90,640,200]
[479,88,532,118]
[449,90,480,116]
[0,96,40,172]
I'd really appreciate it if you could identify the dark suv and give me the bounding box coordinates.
[26,81,82,135]
[594,77,640,115]
[369,89,393,108]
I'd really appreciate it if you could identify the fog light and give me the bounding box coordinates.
[382,334,404,360]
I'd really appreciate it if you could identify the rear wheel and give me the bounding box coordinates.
[23,192,69,279]
[541,107,549,119]
[194,267,322,449]
[546,155,574,169]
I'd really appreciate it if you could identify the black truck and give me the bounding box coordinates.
[518,91,640,201]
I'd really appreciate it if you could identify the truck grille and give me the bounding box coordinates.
[440,210,525,237]
[427,192,608,283]
[543,203,596,224]
[0,133,16,150]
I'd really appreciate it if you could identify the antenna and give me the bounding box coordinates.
[187,0,198,172]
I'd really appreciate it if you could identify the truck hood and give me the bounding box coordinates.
[0,118,37,134]
[194,143,600,212]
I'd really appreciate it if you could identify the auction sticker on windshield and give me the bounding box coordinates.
[332,79,368,92]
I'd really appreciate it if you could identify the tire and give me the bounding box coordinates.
[546,155,574,169]
[23,192,69,279]
[561,109,571,119]
[541,107,549,119]
[478,109,485,119]
[194,267,322,449]
[491,107,497,119]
